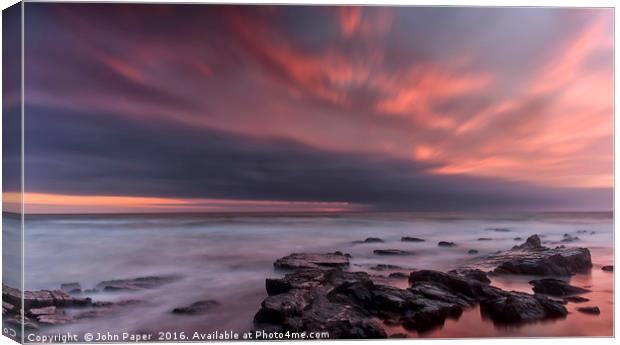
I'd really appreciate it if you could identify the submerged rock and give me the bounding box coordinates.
[438,241,456,247]
[373,249,412,256]
[369,264,403,271]
[172,300,219,315]
[602,265,613,272]
[576,306,600,315]
[467,249,479,255]
[529,278,590,296]
[561,234,580,243]
[353,237,384,244]
[486,228,511,232]
[477,238,493,241]
[274,252,350,270]
[401,237,425,242]
[388,272,408,280]
[483,235,592,276]
[96,276,179,292]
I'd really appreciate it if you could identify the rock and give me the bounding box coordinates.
[479,292,567,323]
[565,296,589,303]
[353,237,384,244]
[483,235,592,276]
[401,237,425,242]
[32,307,74,325]
[576,306,600,315]
[486,228,511,232]
[274,253,350,270]
[576,230,588,234]
[389,333,408,338]
[388,272,408,279]
[438,241,456,247]
[590,231,596,235]
[477,238,493,241]
[3,284,91,310]
[373,249,412,256]
[602,265,613,272]
[561,234,580,242]
[369,264,403,271]
[514,237,522,241]
[28,306,57,317]
[60,282,82,294]
[447,269,491,284]
[529,279,590,296]
[467,249,479,255]
[2,301,16,315]
[96,276,179,292]
[172,300,219,315]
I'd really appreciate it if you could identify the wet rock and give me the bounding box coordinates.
[467,249,479,255]
[30,307,74,325]
[486,228,511,232]
[529,278,590,296]
[576,230,588,234]
[576,306,600,315]
[60,282,82,294]
[447,269,491,284]
[3,284,92,310]
[172,300,219,315]
[484,235,592,276]
[479,292,567,323]
[2,301,16,315]
[565,296,589,303]
[373,249,412,256]
[369,264,403,271]
[401,237,425,242]
[274,252,350,270]
[602,265,613,272]
[577,307,601,315]
[438,241,456,247]
[96,276,179,292]
[353,237,384,244]
[477,238,493,241]
[388,272,408,279]
[28,306,57,317]
[514,237,522,241]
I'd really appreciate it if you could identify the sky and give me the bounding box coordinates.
[3,4,613,213]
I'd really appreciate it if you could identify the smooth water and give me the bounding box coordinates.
[18,212,614,338]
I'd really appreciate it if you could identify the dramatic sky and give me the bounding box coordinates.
[6,4,613,213]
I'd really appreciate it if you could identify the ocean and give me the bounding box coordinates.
[4,211,614,338]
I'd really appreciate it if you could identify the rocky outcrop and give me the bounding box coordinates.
[254,254,567,338]
[3,284,92,310]
[529,278,590,296]
[478,235,592,276]
[274,252,350,270]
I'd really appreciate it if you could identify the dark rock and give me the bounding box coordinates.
[373,249,412,256]
[602,265,613,272]
[369,264,403,271]
[401,237,425,242]
[2,301,16,315]
[486,228,511,232]
[576,230,588,234]
[480,292,567,323]
[576,306,600,315]
[529,278,590,296]
[477,238,493,241]
[266,278,293,295]
[388,272,408,279]
[514,237,522,241]
[96,276,179,292]
[274,252,350,270]
[172,300,219,315]
[484,235,592,276]
[389,333,408,338]
[565,296,589,303]
[353,237,384,244]
[467,249,479,255]
[561,234,580,242]
[447,269,490,284]
[60,282,81,294]
[438,241,456,247]
[3,284,91,310]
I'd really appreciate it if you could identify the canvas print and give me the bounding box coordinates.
[2,2,614,343]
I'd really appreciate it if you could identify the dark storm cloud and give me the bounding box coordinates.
[23,106,610,211]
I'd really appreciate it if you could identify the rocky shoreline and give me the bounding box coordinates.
[2,234,612,339]
[253,235,606,338]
